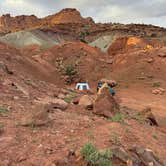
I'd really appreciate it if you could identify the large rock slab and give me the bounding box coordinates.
[20,105,50,127]
[139,107,158,126]
[35,97,68,111]
[79,95,93,110]
[112,146,164,166]
[93,84,119,118]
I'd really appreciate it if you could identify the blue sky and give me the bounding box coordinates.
[0,0,166,27]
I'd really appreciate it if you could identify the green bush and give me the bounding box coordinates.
[64,91,77,103]
[109,133,121,145]
[65,65,77,76]
[81,143,96,161]
[151,33,157,37]
[79,31,89,43]
[152,82,161,87]
[111,113,124,123]
[80,38,87,43]
[134,113,145,123]
[0,106,8,114]
[81,143,113,166]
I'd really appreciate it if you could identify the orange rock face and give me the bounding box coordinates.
[0,8,94,33]
[0,14,41,33]
[45,8,94,25]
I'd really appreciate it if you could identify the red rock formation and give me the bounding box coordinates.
[44,8,94,25]
[0,8,95,33]
[0,14,41,33]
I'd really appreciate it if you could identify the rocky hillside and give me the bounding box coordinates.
[0,8,166,166]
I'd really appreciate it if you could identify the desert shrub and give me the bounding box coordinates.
[80,38,87,43]
[0,106,8,114]
[81,143,96,160]
[109,133,121,145]
[152,82,161,87]
[65,64,77,76]
[81,143,113,166]
[104,44,108,48]
[111,113,124,123]
[0,123,4,129]
[151,33,157,37]
[79,31,89,38]
[64,64,79,84]
[64,91,77,103]
[79,31,89,43]
[133,113,145,123]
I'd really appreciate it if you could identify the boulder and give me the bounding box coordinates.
[79,95,93,110]
[152,88,165,95]
[112,146,163,166]
[146,58,154,63]
[20,105,50,127]
[93,84,119,118]
[130,147,163,166]
[158,53,166,58]
[45,100,68,112]
[139,107,158,126]
[57,93,66,99]
[72,97,80,105]
[35,97,68,111]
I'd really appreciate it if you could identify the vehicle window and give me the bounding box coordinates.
[83,85,87,90]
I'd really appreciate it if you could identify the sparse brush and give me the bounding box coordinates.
[111,112,125,123]
[65,64,77,76]
[0,123,4,129]
[152,82,161,87]
[81,143,96,161]
[0,123,4,134]
[109,133,121,145]
[86,131,95,140]
[81,143,113,166]
[133,113,145,123]
[64,91,77,103]
[152,134,158,140]
[0,106,9,114]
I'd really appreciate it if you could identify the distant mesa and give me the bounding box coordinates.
[0,8,95,33]
[45,8,95,25]
[0,13,40,33]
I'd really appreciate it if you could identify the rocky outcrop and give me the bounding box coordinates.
[93,83,119,118]
[0,14,41,33]
[45,8,95,25]
[139,107,159,126]
[112,146,163,166]
[0,8,94,33]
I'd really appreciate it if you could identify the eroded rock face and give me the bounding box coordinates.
[46,8,95,25]
[0,8,94,33]
[0,14,41,33]
[93,84,119,118]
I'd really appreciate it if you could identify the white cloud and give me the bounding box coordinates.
[0,0,44,16]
